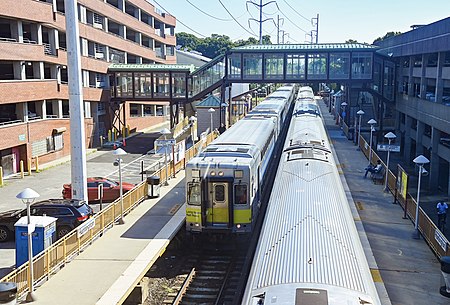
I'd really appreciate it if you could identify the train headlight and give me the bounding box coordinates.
[218,171,224,176]
[195,223,200,227]
[210,171,216,176]
[236,224,241,229]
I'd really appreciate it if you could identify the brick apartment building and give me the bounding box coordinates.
[0,0,176,176]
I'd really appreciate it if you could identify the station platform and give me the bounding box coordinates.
[31,173,186,305]
[319,98,448,305]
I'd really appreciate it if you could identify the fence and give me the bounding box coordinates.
[356,133,450,257]
[0,131,218,299]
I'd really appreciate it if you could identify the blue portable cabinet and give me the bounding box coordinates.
[14,216,57,267]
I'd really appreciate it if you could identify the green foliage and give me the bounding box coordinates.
[175,32,272,58]
[373,31,402,44]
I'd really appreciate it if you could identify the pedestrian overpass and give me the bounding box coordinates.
[108,43,396,130]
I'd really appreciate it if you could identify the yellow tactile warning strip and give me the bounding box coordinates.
[356,201,364,210]
[169,204,182,215]
[370,269,383,282]
[336,163,345,175]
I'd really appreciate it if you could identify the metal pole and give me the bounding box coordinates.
[413,165,423,238]
[140,160,144,182]
[384,139,391,192]
[118,158,124,224]
[210,113,213,134]
[369,127,374,166]
[164,135,169,186]
[357,115,362,149]
[259,0,263,44]
[26,202,34,302]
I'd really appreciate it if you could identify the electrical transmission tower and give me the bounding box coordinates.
[246,0,278,44]
[311,14,319,44]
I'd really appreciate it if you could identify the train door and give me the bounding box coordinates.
[204,181,232,228]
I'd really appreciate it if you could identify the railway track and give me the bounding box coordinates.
[146,233,249,305]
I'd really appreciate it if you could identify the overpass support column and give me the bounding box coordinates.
[429,127,441,192]
[403,115,412,161]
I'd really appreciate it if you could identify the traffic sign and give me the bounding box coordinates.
[377,144,400,152]
[155,139,176,147]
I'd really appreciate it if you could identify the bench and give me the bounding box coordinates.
[371,167,385,184]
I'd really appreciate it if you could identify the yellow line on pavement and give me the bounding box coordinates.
[356,201,364,210]
[370,269,383,282]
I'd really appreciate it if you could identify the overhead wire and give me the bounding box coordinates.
[152,0,207,37]
[183,0,233,21]
[281,0,311,22]
[277,6,309,34]
[218,0,258,37]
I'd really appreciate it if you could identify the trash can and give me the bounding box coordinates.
[147,176,160,198]
[0,282,16,305]
[440,256,450,297]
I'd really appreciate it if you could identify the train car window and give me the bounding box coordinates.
[234,185,248,204]
[187,183,201,205]
[214,185,225,202]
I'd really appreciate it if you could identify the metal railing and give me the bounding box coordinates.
[357,134,450,257]
[0,130,218,300]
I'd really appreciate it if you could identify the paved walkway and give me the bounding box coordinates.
[32,173,185,305]
[319,98,448,305]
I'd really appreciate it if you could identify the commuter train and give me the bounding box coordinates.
[242,88,382,305]
[185,85,296,234]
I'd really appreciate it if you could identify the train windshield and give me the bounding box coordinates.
[234,185,248,204]
[187,183,201,205]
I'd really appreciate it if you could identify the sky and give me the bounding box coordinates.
[150,0,450,45]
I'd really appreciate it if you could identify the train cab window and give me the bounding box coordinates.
[214,184,225,202]
[187,183,201,205]
[234,185,248,204]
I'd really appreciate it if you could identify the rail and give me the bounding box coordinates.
[357,134,450,257]
[0,131,218,300]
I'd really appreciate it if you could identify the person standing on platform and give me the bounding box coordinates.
[437,201,449,232]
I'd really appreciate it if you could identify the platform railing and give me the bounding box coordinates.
[0,131,218,299]
[358,134,450,257]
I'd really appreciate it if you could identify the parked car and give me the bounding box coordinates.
[0,199,94,242]
[62,177,135,203]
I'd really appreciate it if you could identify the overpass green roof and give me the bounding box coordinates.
[232,43,378,52]
[108,64,195,72]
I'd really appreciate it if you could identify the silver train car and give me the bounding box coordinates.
[185,85,296,234]
[242,89,382,305]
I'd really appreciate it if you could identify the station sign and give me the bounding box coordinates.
[377,144,400,152]
[154,139,176,147]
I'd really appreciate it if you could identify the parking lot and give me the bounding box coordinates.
[0,130,164,277]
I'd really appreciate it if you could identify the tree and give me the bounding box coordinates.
[345,39,359,44]
[176,32,201,51]
[373,32,402,44]
[175,32,272,58]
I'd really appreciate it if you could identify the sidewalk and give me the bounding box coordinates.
[32,172,185,305]
[319,99,448,305]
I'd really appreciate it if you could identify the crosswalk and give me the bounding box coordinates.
[105,153,165,184]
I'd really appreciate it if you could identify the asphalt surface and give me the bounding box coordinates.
[0,129,165,277]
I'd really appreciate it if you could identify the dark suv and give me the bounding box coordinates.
[0,199,94,242]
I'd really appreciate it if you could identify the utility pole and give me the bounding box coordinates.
[64,0,88,203]
[276,15,284,44]
[311,14,319,44]
[247,0,278,44]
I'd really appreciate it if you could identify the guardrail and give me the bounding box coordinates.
[357,134,450,257]
[0,131,218,299]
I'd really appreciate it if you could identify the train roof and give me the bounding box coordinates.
[200,118,276,157]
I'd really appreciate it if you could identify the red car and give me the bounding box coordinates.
[62,177,135,202]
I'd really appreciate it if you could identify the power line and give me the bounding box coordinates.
[277,6,309,34]
[183,0,233,21]
[218,0,258,37]
[281,0,310,22]
[152,0,207,37]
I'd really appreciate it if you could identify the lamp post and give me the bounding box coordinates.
[208,108,215,133]
[356,110,365,150]
[160,128,171,186]
[113,148,127,224]
[367,119,377,166]
[16,188,40,302]
[383,132,397,192]
[189,116,197,144]
[412,155,430,239]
